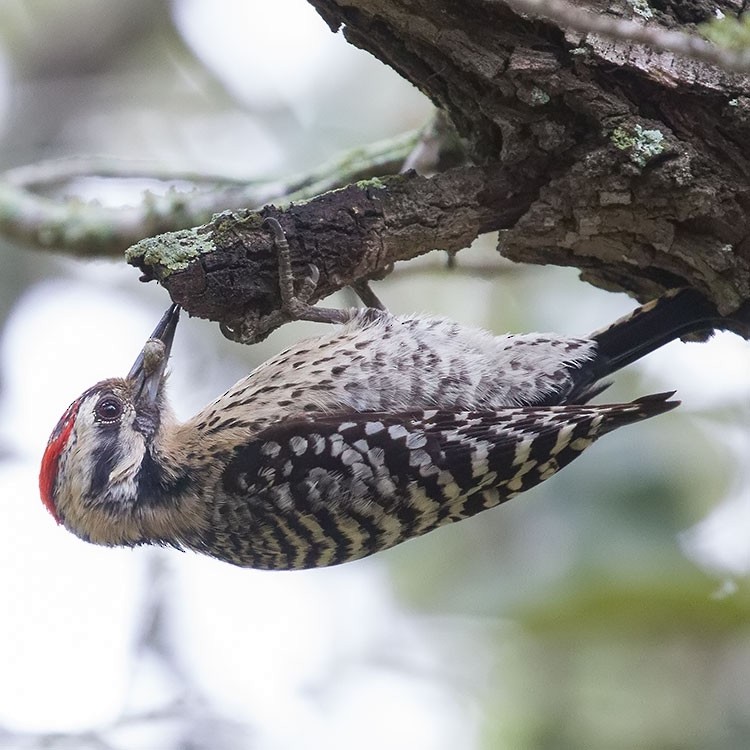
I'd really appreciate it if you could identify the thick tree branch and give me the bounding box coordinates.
[305,0,750,315]
[3,0,750,335]
[126,165,535,338]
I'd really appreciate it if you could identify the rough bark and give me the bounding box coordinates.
[127,166,532,330]
[128,0,750,333]
[308,0,750,311]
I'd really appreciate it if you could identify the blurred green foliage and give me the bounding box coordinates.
[701,13,750,51]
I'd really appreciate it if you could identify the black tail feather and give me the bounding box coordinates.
[590,288,749,382]
[598,391,680,434]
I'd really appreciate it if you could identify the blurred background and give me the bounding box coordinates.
[0,1,748,748]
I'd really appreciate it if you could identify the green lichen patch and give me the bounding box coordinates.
[207,210,263,248]
[126,227,214,277]
[611,124,665,167]
[627,0,653,20]
[529,87,550,106]
[354,177,387,190]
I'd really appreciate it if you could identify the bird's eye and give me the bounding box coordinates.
[95,396,123,423]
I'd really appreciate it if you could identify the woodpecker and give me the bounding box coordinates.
[39,226,749,569]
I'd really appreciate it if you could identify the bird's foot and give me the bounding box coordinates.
[220,216,386,344]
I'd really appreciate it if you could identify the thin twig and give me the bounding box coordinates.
[501,0,750,73]
[0,129,422,257]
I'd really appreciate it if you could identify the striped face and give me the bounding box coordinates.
[38,379,152,543]
[38,304,181,547]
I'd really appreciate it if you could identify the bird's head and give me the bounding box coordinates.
[39,304,181,546]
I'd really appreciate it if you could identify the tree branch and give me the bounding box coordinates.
[501,0,750,73]
[126,165,535,338]
[0,130,425,257]
[4,0,750,332]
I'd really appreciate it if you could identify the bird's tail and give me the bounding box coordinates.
[589,288,749,382]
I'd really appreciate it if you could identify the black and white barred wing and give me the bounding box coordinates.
[218,395,678,570]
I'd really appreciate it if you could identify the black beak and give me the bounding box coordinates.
[127,304,180,406]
